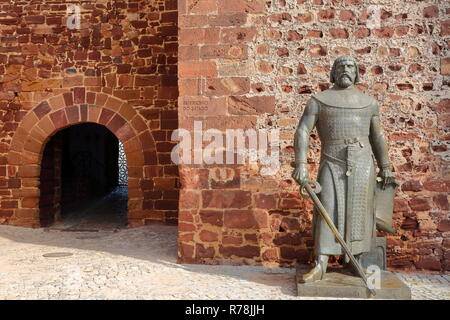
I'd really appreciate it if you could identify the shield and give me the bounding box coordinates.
[375,179,397,234]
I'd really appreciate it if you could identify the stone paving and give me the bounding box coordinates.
[0,224,448,300]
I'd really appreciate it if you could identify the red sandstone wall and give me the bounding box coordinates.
[0,0,179,227]
[177,0,450,271]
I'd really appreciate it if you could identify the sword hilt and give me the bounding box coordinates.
[299,180,322,199]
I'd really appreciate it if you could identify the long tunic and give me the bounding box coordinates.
[308,90,379,256]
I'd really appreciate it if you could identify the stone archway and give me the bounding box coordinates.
[6,90,156,227]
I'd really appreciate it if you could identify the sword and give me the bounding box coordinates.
[300,180,377,296]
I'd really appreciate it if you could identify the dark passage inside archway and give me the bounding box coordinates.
[39,123,128,231]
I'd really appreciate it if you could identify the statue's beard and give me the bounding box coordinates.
[336,74,354,88]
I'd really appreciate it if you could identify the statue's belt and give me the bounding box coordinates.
[322,136,370,146]
[321,136,370,177]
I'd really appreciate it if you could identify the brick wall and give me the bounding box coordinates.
[0,0,179,227]
[177,0,450,271]
[0,0,448,272]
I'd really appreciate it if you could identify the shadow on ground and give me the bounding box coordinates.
[0,220,298,296]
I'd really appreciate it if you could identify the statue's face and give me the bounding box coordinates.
[334,60,357,88]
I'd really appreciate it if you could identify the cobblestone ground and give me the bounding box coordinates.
[0,225,448,300]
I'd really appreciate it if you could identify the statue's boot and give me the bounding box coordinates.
[301,255,329,283]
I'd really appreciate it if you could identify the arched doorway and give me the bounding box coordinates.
[39,123,128,231]
[5,91,163,228]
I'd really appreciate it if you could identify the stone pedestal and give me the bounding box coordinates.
[296,267,411,299]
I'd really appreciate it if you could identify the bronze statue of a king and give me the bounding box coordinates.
[292,55,396,283]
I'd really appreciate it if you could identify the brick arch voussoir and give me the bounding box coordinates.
[9,91,154,171]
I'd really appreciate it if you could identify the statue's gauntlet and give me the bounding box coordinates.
[292,162,309,184]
